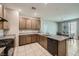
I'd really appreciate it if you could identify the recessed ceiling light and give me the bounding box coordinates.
[44,3,48,5]
[18,9,21,12]
[34,12,37,16]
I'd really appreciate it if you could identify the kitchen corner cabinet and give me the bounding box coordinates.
[39,35,48,49]
[31,20,40,30]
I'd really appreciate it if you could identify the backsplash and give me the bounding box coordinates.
[19,30,39,34]
[0,30,3,36]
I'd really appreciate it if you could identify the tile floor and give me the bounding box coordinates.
[8,39,79,56]
[66,39,79,56]
[13,43,52,56]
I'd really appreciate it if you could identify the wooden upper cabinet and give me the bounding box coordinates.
[31,18,40,30]
[36,20,40,30]
[19,17,26,30]
[26,19,32,30]
[19,17,40,30]
[0,5,3,17]
[31,20,37,30]
[0,5,3,29]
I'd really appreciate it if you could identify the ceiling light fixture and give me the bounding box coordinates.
[18,9,21,12]
[44,3,48,5]
[32,7,36,10]
[34,12,37,17]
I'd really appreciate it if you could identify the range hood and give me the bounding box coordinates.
[0,17,8,22]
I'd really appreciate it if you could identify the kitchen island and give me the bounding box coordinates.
[46,35,69,56]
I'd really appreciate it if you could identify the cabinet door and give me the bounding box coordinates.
[36,20,40,30]
[0,22,2,29]
[19,35,26,46]
[36,34,40,42]
[31,20,36,30]
[0,5,2,17]
[0,5,3,29]
[39,35,47,49]
[31,34,37,43]
[26,19,32,30]
[31,20,40,30]
[26,35,32,44]
[47,39,58,56]
[19,17,26,30]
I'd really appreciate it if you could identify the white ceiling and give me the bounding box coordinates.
[2,3,79,22]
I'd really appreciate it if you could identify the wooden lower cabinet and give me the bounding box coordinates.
[0,22,2,29]
[19,35,31,46]
[26,35,31,44]
[19,35,26,46]
[39,35,47,49]
[47,38,66,56]
[31,34,37,43]
[19,34,47,50]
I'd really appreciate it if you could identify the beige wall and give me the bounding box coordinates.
[5,8,19,46]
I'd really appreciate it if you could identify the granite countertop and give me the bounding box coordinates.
[19,32,69,41]
[0,47,5,54]
[46,35,69,41]
[0,35,16,40]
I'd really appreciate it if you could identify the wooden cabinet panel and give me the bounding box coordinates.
[31,34,37,43]
[19,35,26,46]
[36,20,40,30]
[58,40,66,56]
[0,22,2,29]
[31,20,40,30]
[47,39,58,55]
[47,39,66,56]
[0,5,2,17]
[19,18,26,30]
[0,5,3,29]
[26,20,32,29]
[36,34,40,42]
[31,20,36,30]
[26,35,31,44]
[19,34,47,49]
[19,17,40,30]
[39,35,47,49]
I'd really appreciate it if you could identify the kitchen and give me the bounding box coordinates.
[0,3,79,56]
